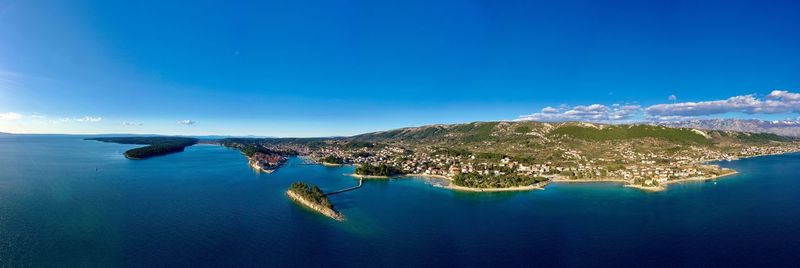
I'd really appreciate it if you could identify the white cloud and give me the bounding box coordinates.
[516,104,641,122]
[541,106,560,114]
[178,120,197,125]
[122,122,143,126]
[645,90,800,117]
[766,90,800,101]
[646,115,697,122]
[0,112,22,120]
[516,89,800,123]
[50,118,69,124]
[74,116,102,122]
[50,116,103,124]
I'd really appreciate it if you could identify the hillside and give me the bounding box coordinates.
[346,121,791,158]
[223,121,796,161]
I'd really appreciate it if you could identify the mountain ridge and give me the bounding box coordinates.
[658,119,800,137]
[348,120,788,144]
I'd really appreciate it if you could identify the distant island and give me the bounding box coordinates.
[86,137,198,159]
[286,182,343,220]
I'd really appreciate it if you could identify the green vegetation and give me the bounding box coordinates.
[350,122,500,143]
[288,182,333,210]
[416,126,446,140]
[511,155,536,164]
[453,173,548,188]
[124,143,193,159]
[240,145,281,157]
[435,148,471,157]
[514,126,531,133]
[736,132,787,143]
[476,152,506,161]
[344,141,374,148]
[354,164,403,176]
[550,125,710,144]
[320,155,345,164]
[355,126,447,141]
[87,137,198,159]
[352,151,373,158]
[358,129,405,140]
[459,122,500,142]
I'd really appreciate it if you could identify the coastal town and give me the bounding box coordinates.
[247,151,287,173]
[218,123,800,192]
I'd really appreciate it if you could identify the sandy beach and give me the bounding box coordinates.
[346,173,390,179]
[623,184,666,192]
[346,173,451,180]
[402,173,452,180]
[551,178,629,183]
[439,183,547,192]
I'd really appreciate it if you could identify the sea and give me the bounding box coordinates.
[1,134,799,267]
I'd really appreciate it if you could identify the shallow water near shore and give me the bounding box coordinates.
[2,135,800,267]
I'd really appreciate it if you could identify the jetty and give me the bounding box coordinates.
[325,178,363,196]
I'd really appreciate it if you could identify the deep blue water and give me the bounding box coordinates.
[1,135,800,267]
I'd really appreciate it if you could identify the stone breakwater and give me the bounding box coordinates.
[286,190,344,221]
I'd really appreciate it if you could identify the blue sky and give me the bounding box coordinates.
[1,0,799,136]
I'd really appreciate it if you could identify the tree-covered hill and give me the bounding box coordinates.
[350,121,792,144]
[548,125,711,145]
[288,182,334,210]
[350,122,502,143]
[340,121,798,160]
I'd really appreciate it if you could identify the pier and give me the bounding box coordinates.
[325,178,363,196]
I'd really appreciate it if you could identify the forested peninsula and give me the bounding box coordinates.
[87,137,198,159]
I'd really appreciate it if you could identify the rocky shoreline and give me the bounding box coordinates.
[440,182,548,192]
[286,190,344,221]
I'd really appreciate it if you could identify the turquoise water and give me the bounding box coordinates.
[2,135,800,267]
